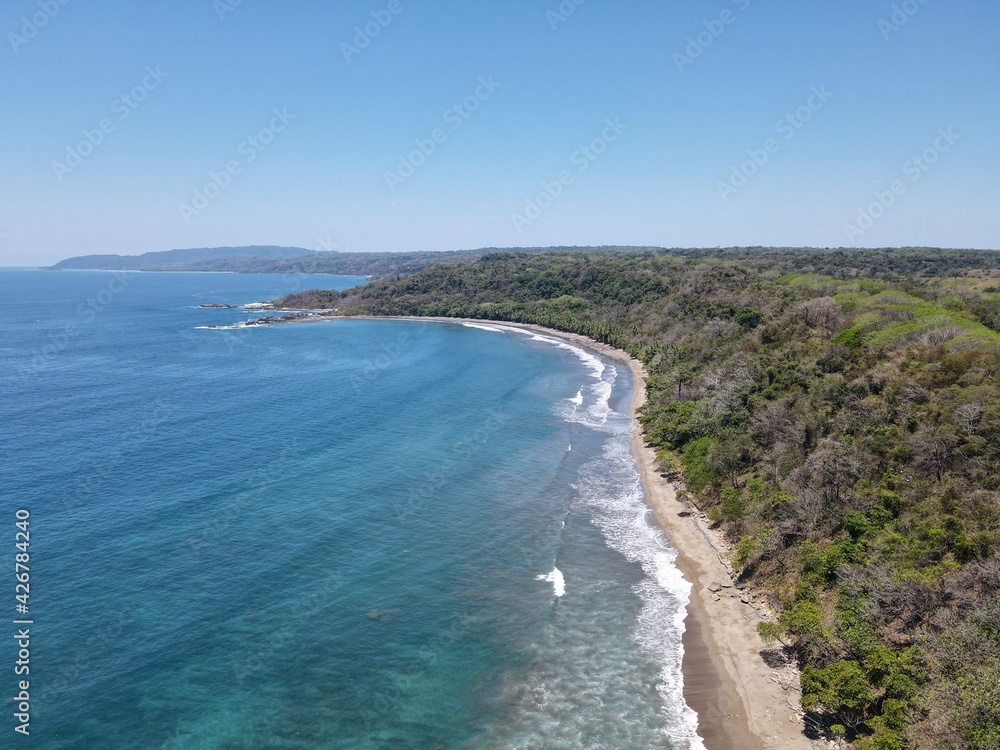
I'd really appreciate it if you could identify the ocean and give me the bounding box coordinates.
[1,269,704,749]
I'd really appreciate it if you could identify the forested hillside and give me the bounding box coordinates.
[49,245,315,270]
[277,249,1000,749]
[50,244,661,276]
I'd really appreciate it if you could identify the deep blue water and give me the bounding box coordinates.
[1,270,702,749]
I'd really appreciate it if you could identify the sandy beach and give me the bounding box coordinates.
[303,314,823,749]
[622,361,820,750]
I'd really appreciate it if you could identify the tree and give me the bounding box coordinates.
[708,438,752,491]
[735,306,764,330]
[757,621,787,646]
[955,402,984,435]
[801,660,875,730]
[799,296,846,334]
[913,427,957,483]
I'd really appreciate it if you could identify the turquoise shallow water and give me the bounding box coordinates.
[1,270,703,749]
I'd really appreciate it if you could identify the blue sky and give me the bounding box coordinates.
[2,0,998,264]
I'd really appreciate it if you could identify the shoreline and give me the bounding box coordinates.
[232,313,819,749]
[467,319,817,750]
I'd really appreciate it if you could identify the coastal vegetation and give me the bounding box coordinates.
[50,244,661,276]
[277,247,1000,749]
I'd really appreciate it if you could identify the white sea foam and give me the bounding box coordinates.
[462,323,617,427]
[461,322,505,333]
[513,331,614,427]
[535,567,566,597]
[560,371,614,429]
[461,320,704,745]
[527,336,614,427]
[525,332,605,382]
[574,425,706,749]
[459,323,605,381]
